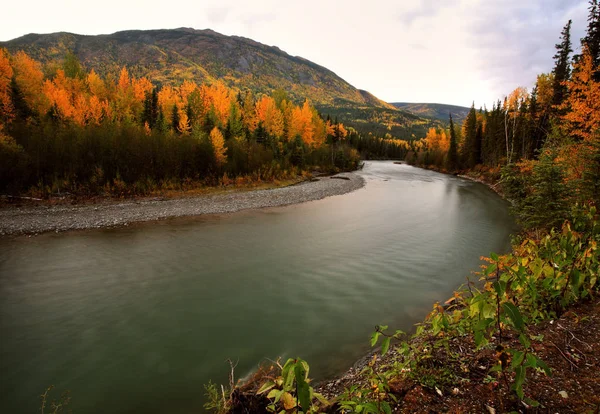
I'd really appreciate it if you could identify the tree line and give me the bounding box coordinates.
[0,50,370,196]
[409,0,600,229]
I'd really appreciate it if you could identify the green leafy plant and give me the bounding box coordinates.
[256,357,328,413]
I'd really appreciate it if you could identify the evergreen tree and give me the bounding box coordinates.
[447,113,459,171]
[521,149,570,230]
[474,122,483,165]
[171,104,180,132]
[579,134,600,205]
[142,88,159,128]
[254,122,267,145]
[226,102,243,140]
[63,51,84,79]
[580,0,600,81]
[156,108,168,134]
[552,20,573,109]
[461,104,478,168]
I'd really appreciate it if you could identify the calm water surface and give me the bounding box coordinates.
[0,161,517,413]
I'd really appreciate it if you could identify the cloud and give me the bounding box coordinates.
[0,0,593,107]
[242,12,277,29]
[397,0,460,26]
[465,0,588,99]
[205,7,230,24]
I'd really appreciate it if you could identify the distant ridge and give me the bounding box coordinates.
[391,102,471,124]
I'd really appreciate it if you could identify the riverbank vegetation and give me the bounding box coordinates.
[204,3,600,412]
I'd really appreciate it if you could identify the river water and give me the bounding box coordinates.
[0,161,516,413]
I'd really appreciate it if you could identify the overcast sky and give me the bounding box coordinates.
[1,0,590,107]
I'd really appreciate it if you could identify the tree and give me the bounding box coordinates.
[210,127,227,167]
[461,103,478,168]
[289,100,316,146]
[177,110,190,135]
[242,91,257,132]
[578,134,600,205]
[0,49,14,124]
[142,89,159,129]
[552,20,573,110]
[561,47,600,141]
[11,51,47,116]
[521,149,570,229]
[580,0,600,81]
[504,87,528,164]
[171,104,180,132]
[255,95,284,137]
[447,113,459,171]
[63,51,84,79]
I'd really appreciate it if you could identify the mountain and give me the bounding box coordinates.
[1,28,436,139]
[391,102,471,125]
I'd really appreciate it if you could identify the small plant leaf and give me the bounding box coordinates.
[256,380,276,395]
[381,337,391,356]
[281,391,296,410]
[294,360,311,412]
[370,331,381,347]
[502,302,525,331]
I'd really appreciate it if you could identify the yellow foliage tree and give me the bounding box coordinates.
[12,51,48,115]
[202,81,232,126]
[210,127,227,167]
[255,95,284,137]
[178,110,191,135]
[242,91,257,132]
[289,100,315,146]
[86,70,107,99]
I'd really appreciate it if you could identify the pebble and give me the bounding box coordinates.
[0,173,365,237]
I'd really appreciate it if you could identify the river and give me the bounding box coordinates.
[0,161,516,413]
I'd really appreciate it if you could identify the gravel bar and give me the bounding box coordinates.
[0,173,364,237]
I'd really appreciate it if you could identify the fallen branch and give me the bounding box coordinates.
[551,342,579,371]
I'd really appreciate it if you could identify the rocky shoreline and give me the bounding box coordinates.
[0,173,364,237]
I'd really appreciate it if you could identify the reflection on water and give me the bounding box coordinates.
[0,161,516,413]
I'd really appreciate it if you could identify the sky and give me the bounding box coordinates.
[0,0,590,107]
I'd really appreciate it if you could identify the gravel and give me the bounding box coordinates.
[0,173,365,237]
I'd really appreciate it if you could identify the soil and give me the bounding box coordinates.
[317,298,600,413]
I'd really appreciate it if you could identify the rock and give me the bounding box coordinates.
[559,390,568,399]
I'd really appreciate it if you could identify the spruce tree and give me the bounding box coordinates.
[552,20,573,109]
[461,104,478,168]
[474,122,483,166]
[142,88,158,128]
[579,134,600,205]
[581,0,600,80]
[521,149,570,230]
[447,113,459,171]
[171,104,180,132]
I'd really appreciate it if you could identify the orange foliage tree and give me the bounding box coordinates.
[561,48,600,142]
[255,95,284,137]
[0,49,14,124]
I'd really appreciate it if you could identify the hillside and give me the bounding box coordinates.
[1,28,435,139]
[391,102,470,125]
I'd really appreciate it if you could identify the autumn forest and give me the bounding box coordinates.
[0,44,423,197]
[407,7,600,230]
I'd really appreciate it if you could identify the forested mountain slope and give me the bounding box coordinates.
[1,28,435,138]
